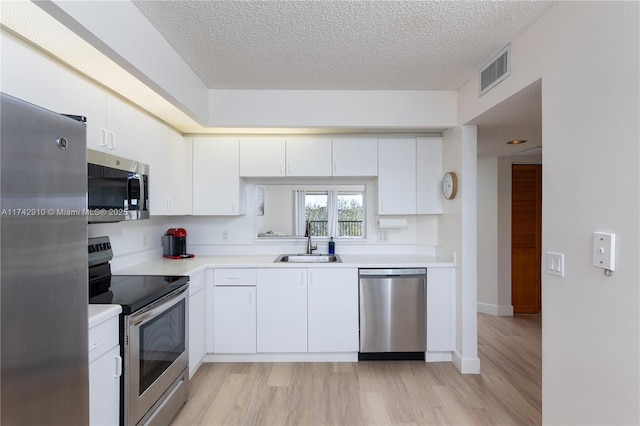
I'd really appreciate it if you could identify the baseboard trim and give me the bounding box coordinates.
[477,302,513,316]
[425,351,453,362]
[452,351,481,374]
[204,352,358,363]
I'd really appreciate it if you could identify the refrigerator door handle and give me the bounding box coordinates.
[114,355,122,378]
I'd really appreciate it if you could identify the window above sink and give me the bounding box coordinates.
[254,183,367,240]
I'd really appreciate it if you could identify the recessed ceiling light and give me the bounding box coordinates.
[507,139,527,144]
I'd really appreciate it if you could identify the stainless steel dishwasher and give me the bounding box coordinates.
[359,268,426,360]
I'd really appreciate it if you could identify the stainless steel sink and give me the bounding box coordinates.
[274,254,341,263]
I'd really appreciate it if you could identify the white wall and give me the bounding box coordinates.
[178,177,438,256]
[208,89,457,128]
[477,155,541,317]
[476,158,499,313]
[496,157,513,314]
[439,125,480,374]
[459,2,640,424]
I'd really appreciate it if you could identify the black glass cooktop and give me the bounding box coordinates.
[89,274,189,315]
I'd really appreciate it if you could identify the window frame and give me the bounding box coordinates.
[298,186,366,240]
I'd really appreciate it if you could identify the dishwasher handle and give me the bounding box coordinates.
[359,268,426,277]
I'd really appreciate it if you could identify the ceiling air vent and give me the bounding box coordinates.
[480,44,511,96]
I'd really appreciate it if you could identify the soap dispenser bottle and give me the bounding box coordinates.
[328,237,335,254]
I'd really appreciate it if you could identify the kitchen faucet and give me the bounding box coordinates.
[305,220,317,255]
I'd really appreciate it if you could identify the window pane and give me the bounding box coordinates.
[337,193,364,237]
[305,192,327,236]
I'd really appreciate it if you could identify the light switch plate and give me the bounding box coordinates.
[593,232,615,271]
[546,252,565,277]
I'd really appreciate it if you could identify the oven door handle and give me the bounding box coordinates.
[129,286,188,327]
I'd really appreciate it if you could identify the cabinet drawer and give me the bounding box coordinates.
[88,316,119,363]
[214,269,257,286]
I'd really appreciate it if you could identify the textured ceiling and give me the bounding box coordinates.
[132,0,554,90]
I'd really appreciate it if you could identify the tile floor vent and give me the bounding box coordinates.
[480,44,511,96]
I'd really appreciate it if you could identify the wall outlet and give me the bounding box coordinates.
[222,230,229,241]
[377,231,388,242]
[593,232,615,271]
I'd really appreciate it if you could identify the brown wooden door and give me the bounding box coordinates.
[511,164,542,314]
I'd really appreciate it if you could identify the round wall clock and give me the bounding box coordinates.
[442,171,458,199]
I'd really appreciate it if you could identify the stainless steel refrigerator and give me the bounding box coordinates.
[1,93,89,425]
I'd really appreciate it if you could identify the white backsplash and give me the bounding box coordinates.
[88,211,441,269]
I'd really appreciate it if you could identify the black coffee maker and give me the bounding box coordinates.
[162,228,194,259]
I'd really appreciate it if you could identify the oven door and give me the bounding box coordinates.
[124,285,189,426]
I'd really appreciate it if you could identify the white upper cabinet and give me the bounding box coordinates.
[58,67,107,152]
[240,137,332,177]
[416,136,444,214]
[286,137,332,176]
[141,116,189,216]
[332,137,378,176]
[103,93,140,160]
[59,66,140,160]
[193,138,246,215]
[240,138,286,177]
[378,138,417,215]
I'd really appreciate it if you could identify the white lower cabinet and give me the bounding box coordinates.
[213,286,257,353]
[307,268,359,352]
[212,269,257,354]
[256,267,359,353]
[426,267,456,352]
[188,270,207,378]
[257,268,307,353]
[88,313,121,426]
[89,346,120,426]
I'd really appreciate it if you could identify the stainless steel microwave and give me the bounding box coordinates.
[87,149,149,223]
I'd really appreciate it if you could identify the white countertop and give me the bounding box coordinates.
[115,253,454,277]
[88,304,122,328]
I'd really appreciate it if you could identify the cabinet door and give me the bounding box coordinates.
[163,129,190,215]
[286,137,332,176]
[378,138,417,215]
[239,138,286,177]
[213,286,256,353]
[426,268,455,352]
[307,268,359,352]
[105,93,140,160]
[332,138,378,176]
[189,286,206,377]
[192,138,245,215]
[89,345,121,426]
[257,268,307,352]
[58,66,108,152]
[416,137,444,214]
[141,115,171,215]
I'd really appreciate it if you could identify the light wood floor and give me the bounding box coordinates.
[171,313,541,425]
